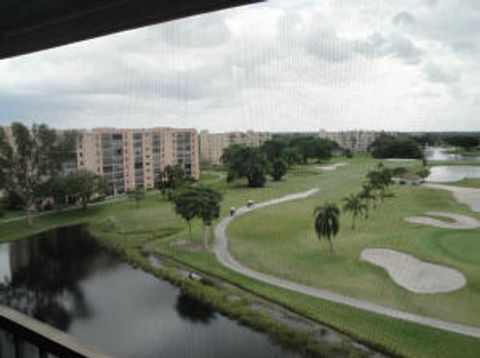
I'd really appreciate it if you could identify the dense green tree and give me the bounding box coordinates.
[172,188,200,241]
[342,194,367,230]
[270,158,288,181]
[196,187,223,248]
[157,165,193,199]
[262,139,287,161]
[282,147,302,167]
[410,133,441,147]
[369,134,423,159]
[289,137,336,164]
[70,171,107,210]
[222,145,269,188]
[0,123,59,225]
[444,135,479,151]
[37,176,69,211]
[313,203,340,256]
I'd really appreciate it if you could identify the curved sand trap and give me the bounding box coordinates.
[315,163,347,171]
[361,248,466,294]
[405,211,480,230]
[424,184,480,213]
[384,158,416,162]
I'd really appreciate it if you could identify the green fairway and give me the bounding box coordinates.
[227,158,480,328]
[448,178,480,188]
[1,156,479,357]
[447,148,480,157]
[0,193,183,244]
[429,159,480,166]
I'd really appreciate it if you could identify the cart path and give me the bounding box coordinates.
[213,188,480,339]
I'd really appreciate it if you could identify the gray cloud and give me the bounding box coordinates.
[423,62,461,83]
[392,11,416,27]
[0,0,478,132]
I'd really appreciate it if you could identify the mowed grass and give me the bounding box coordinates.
[448,178,480,188]
[150,156,480,357]
[447,148,480,157]
[0,193,183,244]
[1,156,480,357]
[228,159,480,328]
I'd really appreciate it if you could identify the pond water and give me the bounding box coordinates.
[0,226,296,358]
[426,166,480,182]
[424,146,480,161]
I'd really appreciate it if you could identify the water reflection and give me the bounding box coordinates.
[175,292,216,324]
[425,146,480,161]
[0,226,294,357]
[426,166,480,182]
[0,226,112,330]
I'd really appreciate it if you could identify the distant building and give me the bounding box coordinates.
[77,127,199,194]
[199,130,271,165]
[318,129,383,152]
[1,125,200,196]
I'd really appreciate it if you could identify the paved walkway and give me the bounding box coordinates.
[213,189,480,339]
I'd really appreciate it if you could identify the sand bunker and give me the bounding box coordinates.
[361,248,466,294]
[405,211,480,229]
[384,158,416,162]
[315,163,347,171]
[424,184,480,213]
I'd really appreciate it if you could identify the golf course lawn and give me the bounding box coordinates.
[227,159,480,328]
[1,156,480,357]
[449,178,480,188]
[448,148,480,157]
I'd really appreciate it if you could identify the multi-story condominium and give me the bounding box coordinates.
[318,129,383,152]
[77,127,199,194]
[199,130,271,165]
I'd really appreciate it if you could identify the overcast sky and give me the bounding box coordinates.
[0,0,479,132]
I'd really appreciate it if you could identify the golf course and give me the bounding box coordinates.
[1,155,480,357]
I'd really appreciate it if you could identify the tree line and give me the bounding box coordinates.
[0,123,107,225]
[221,136,339,188]
[407,133,480,151]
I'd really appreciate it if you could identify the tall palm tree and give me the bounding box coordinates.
[342,194,367,230]
[313,203,340,256]
[359,183,375,218]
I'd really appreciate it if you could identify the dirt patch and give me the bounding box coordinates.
[171,239,206,252]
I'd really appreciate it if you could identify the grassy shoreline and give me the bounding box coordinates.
[1,157,479,357]
[90,222,375,358]
[448,178,480,188]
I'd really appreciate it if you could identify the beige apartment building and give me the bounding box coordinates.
[199,130,271,165]
[77,127,199,194]
[318,129,383,152]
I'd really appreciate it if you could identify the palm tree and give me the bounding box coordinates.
[342,194,367,230]
[359,183,375,218]
[313,203,340,256]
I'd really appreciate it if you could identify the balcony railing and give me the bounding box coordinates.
[0,305,111,358]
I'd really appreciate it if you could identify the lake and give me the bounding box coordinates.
[0,226,296,357]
